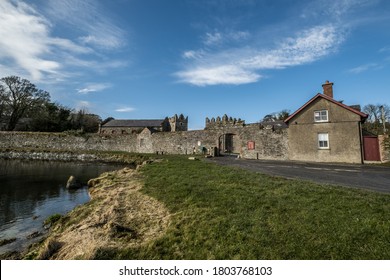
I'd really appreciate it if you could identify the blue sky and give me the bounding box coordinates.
[1,0,390,129]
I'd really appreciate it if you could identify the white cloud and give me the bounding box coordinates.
[202,30,250,46]
[204,31,223,46]
[0,0,126,83]
[182,50,206,60]
[0,1,61,80]
[77,83,112,94]
[176,65,260,86]
[44,0,126,49]
[176,25,343,86]
[242,25,342,69]
[115,107,136,113]
[348,63,380,74]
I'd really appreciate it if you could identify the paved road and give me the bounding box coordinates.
[208,157,390,194]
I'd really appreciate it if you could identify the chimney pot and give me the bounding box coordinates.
[322,81,334,98]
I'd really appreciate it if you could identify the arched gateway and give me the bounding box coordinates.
[218,133,241,155]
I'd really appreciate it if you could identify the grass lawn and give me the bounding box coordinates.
[95,156,390,260]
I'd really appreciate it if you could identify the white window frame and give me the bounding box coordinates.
[318,133,329,149]
[314,110,328,122]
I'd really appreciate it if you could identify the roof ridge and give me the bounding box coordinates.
[284,93,368,123]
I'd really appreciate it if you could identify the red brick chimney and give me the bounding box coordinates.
[322,80,334,98]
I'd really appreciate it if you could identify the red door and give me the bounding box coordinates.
[363,136,381,161]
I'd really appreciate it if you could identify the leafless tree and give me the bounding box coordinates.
[0,76,49,131]
[363,104,390,134]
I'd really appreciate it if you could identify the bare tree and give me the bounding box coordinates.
[363,104,390,134]
[0,76,50,131]
[363,104,381,123]
[262,109,290,122]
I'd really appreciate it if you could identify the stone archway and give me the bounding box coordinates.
[218,133,241,155]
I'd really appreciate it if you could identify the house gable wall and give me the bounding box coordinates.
[288,98,363,163]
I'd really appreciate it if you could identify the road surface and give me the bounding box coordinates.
[208,157,390,194]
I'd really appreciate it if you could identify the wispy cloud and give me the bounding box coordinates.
[44,0,126,50]
[0,1,72,80]
[115,107,136,113]
[203,30,250,46]
[77,83,112,94]
[348,63,381,74]
[204,31,223,46]
[176,25,343,86]
[379,46,390,53]
[176,0,382,86]
[177,65,260,86]
[0,0,126,83]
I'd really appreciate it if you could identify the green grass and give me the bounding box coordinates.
[93,156,390,260]
[43,214,63,226]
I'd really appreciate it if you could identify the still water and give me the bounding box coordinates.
[0,159,124,255]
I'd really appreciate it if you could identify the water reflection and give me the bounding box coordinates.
[0,159,124,255]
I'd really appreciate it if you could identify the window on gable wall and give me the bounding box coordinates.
[314,110,328,122]
[318,133,329,149]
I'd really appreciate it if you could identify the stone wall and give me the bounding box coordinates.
[0,127,289,161]
[379,135,390,162]
[0,132,136,153]
[136,126,288,160]
[240,126,288,160]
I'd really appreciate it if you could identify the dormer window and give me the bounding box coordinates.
[314,110,328,122]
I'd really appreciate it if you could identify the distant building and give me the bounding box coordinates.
[99,114,188,134]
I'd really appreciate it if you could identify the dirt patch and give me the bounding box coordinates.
[34,167,170,259]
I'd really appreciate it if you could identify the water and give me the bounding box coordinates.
[0,159,124,255]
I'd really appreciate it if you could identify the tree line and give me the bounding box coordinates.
[0,76,101,132]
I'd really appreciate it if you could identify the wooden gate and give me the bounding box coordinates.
[363,136,381,161]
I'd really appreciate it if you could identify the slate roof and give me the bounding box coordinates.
[102,119,165,127]
[284,93,368,124]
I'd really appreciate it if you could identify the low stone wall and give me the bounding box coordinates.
[0,132,136,153]
[0,151,102,162]
[0,128,289,161]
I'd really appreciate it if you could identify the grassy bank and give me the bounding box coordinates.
[96,156,390,260]
[25,155,390,259]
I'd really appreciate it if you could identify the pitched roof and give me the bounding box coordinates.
[284,93,368,123]
[102,119,165,127]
